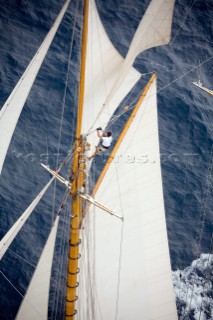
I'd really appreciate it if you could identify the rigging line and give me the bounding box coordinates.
[105,86,144,131]
[53,195,71,319]
[0,270,47,318]
[49,190,70,319]
[0,270,50,318]
[170,0,198,44]
[50,0,79,225]
[158,55,213,94]
[89,55,213,139]
[114,163,124,320]
[46,135,49,166]
[7,248,36,268]
[0,270,24,297]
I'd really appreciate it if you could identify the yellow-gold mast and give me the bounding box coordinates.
[65,0,89,318]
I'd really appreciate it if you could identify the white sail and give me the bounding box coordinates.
[0,0,71,175]
[108,0,175,101]
[82,0,139,136]
[83,0,175,151]
[16,215,60,320]
[82,78,177,319]
[0,178,54,260]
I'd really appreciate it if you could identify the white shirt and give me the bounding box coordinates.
[102,136,112,147]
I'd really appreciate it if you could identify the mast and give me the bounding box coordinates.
[65,0,89,318]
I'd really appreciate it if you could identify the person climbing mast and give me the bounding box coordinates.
[89,128,112,160]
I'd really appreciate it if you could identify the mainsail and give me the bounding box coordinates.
[78,76,178,320]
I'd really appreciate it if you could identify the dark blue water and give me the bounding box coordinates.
[0,0,212,319]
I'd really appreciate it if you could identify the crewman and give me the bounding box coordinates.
[89,127,112,160]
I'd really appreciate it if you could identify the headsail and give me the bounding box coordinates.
[0,178,54,260]
[79,76,178,319]
[82,0,175,148]
[0,0,71,175]
[16,216,60,320]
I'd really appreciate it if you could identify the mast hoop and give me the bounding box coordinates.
[71,226,81,231]
[65,310,77,317]
[69,239,81,247]
[67,268,80,275]
[67,282,79,289]
[68,253,81,260]
[66,295,78,303]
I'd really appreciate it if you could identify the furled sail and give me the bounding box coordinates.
[82,0,175,151]
[16,215,60,320]
[80,77,178,319]
[0,178,54,260]
[0,0,71,175]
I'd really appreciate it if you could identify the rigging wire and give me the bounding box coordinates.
[7,248,36,269]
[170,0,198,45]
[50,0,80,225]
[52,205,71,319]
[114,163,125,320]
[86,54,213,140]
[0,270,24,298]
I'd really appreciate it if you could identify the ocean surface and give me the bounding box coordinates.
[0,0,212,319]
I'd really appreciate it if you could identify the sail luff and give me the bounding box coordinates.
[0,0,71,175]
[0,178,54,260]
[16,215,60,320]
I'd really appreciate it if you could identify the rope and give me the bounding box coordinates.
[86,53,213,142]
[7,249,36,268]
[0,270,24,297]
[170,0,198,44]
[114,163,124,320]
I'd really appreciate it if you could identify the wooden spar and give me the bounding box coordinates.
[192,81,213,96]
[91,73,157,198]
[65,0,89,318]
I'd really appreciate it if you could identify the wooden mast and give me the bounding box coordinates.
[65,0,89,318]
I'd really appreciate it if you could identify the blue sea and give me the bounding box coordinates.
[0,0,212,319]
